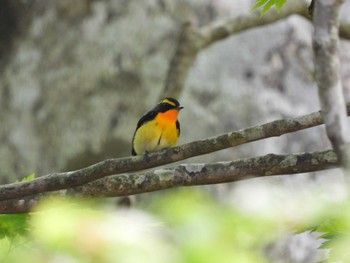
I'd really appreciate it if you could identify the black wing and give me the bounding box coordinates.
[176,120,180,136]
[131,110,158,156]
[136,110,158,130]
[131,146,137,156]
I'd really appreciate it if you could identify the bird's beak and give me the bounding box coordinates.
[177,106,184,111]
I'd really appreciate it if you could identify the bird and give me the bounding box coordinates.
[132,97,183,156]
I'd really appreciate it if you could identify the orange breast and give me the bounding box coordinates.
[155,109,179,123]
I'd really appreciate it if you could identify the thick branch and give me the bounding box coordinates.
[161,1,308,99]
[0,150,338,213]
[161,0,350,102]
[198,1,309,48]
[161,22,199,99]
[0,105,330,201]
[313,0,350,168]
[1,105,350,202]
[71,150,338,197]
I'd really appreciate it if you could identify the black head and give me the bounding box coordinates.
[155,97,183,112]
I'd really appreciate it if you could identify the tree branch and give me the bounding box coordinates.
[0,149,338,214]
[198,1,309,49]
[161,1,309,99]
[1,104,350,202]
[71,150,338,197]
[161,0,350,101]
[313,0,350,169]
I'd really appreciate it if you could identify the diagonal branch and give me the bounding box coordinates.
[0,149,338,214]
[198,1,309,49]
[70,150,338,197]
[1,104,350,202]
[161,1,309,99]
[161,0,350,102]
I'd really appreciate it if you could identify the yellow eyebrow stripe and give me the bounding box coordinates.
[161,99,176,106]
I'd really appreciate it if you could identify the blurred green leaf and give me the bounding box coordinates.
[0,214,31,263]
[275,0,287,11]
[300,202,350,262]
[0,214,29,239]
[252,0,287,14]
[3,187,350,262]
[149,189,275,263]
[15,173,36,183]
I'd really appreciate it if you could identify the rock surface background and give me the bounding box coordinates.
[1,0,342,181]
[2,0,350,262]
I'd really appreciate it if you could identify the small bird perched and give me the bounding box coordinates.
[132,97,183,156]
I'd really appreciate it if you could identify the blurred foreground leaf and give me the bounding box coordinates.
[3,188,350,262]
[309,201,350,262]
[149,189,276,263]
[0,214,30,263]
[0,214,29,239]
[30,197,179,263]
[252,0,287,14]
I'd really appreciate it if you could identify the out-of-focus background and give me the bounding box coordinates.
[1,0,350,181]
[1,1,350,261]
[4,0,350,182]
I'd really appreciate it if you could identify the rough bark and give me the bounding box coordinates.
[1,104,350,203]
[161,1,309,99]
[313,0,350,169]
[161,0,350,100]
[0,149,337,214]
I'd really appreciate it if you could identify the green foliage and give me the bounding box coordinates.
[15,173,36,183]
[0,175,34,262]
[0,192,277,263]
[252,0,287,14]
[0,214,29,238]
[150,189,276,263]
[0,214,29,262]
[307,201,350,262]
[2,189,350,262]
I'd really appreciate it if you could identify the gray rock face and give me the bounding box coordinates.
[2,1,350,262]
[0,0,348,184]
[0,0,212,181]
